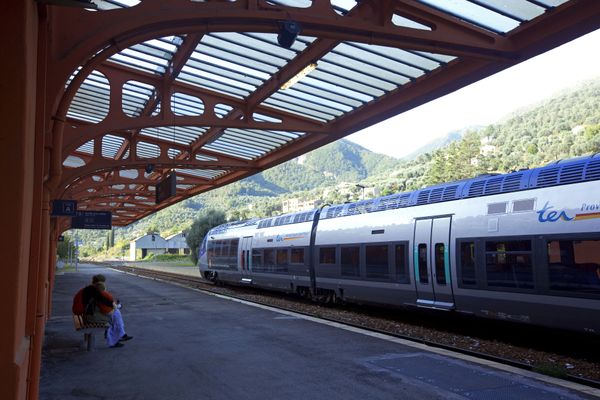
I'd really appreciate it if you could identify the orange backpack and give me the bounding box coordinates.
[72,288,85,315]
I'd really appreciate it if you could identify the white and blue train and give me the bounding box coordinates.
[199,155,600,334]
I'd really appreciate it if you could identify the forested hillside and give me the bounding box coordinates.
[72,78,600,256]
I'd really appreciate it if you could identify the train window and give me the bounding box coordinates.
[485,240,533,289]
[212,240,221,257]
[341,246,360,277]
[513,198,535,212]
[252,249,262,270]
[264,249,276,270]
[435,243,447,285]
[547,239,600,295]
[277,249,288,265]
[395,244,409,283]
[487,202,507,214]
[459,241,476,285]
[290,248,305,264]
[366,245,389,280]
[207,241,215,258]
[319,247,336,265]
[418,244,428,284]
[221,241,229,258]
[229,238,239,257]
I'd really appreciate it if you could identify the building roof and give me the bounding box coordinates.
[46,0,600,226]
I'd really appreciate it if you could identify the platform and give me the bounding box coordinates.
[40,264,599,400]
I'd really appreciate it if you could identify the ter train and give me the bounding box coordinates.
[199,155,600,334]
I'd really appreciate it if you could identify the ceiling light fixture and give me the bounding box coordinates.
[281,63,318,90]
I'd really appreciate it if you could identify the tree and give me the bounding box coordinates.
[56,235,73,259]
[185,209,227,264]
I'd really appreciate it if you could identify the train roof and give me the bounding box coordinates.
[208,218,259,235]
[212,154,600,234]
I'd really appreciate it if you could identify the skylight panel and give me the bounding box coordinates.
[330,0,358,15]
[392,14,432,30]
[202,34,288,67]
[168,149,181,159]
[102,135,126,159]
[276,86,353,113]
[333,42,425,80]
[415,51,456,64]
[285,81,364,108]
[535,0,568,7]
[77,140,94,154]
[418,0,521,33]
[122,81,155,117]
[348,43,446,72]
[178,67,250,98]
[139,126,206,146]
[265,0,311,8]
[94,0,140,10]
[176,169,226,180]
[136,142,160,159]
[308,69,384,98]
[202,142,257,159]
[187,53,270,81]
[171,92,204,116]
[63,156,86,168]
[261,97,334,122]
[474,0,545,21]
[195,154,218,162]
[67,70,110,122]
[145,38,179,54]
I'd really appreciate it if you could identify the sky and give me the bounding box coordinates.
[347,28,600,159]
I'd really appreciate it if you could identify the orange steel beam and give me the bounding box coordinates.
[67,174,209,194]
[58,157,256,195]
[48,0,512,83]
[43,0,600,229]
[61,61,326,157]
[113,32,204,160]
[45,0,512,227]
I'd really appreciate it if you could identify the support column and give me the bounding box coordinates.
[0,3,40,400]
[27,191,51,400]
[47,220,59,317]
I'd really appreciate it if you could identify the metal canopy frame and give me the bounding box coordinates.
[41,0,600,227]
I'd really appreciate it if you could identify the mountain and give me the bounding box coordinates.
[231,139,403,194]
[402,128,477,160]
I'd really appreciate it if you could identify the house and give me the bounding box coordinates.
[165,232,190,255]
[129,233,167,260]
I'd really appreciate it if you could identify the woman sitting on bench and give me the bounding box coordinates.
[77,274,133,348]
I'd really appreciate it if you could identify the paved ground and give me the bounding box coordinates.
[40,264,600,400]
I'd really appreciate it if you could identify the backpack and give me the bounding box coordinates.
[72,288,85,315]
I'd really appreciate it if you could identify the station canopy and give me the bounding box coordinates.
[53,0,600,226]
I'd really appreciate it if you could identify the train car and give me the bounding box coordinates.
[199,155,600,334]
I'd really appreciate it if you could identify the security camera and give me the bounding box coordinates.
[278,20,301,49]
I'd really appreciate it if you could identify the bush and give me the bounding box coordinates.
[152,254,192,263]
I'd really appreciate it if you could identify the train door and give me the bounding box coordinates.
[239,236,253,283]
[413,217,455,310]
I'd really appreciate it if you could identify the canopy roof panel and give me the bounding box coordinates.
[46,0,600,226]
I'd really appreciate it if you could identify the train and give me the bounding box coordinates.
[198,154,600,334]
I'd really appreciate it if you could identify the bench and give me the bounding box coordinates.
[73,314,109,351]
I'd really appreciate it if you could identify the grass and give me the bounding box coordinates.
[137,254,195,266]
[532,363,568,379]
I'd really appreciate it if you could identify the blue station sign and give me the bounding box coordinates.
[51,200,77,216]
[71,211,112,230]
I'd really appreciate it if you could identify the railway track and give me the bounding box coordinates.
[111,264,600,389]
